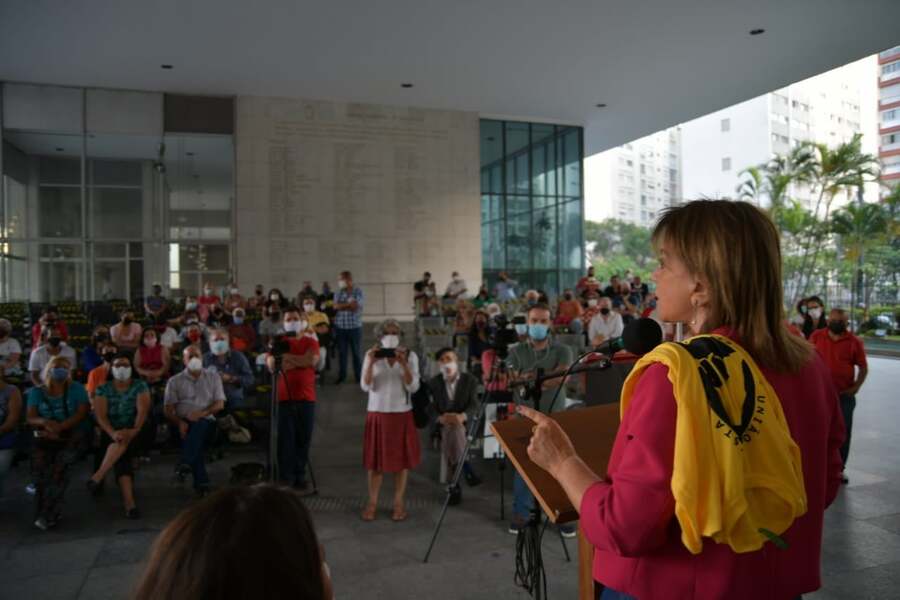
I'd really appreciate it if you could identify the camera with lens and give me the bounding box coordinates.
[269,333,293,357]
[488,314,522,359]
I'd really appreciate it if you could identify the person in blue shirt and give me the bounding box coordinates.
[87,353,152,519]
[203,328,254,411]
[81,326,111,373]
[25,355,90,530]
[333,270,365,384]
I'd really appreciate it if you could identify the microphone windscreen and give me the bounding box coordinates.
[622,318,663,355]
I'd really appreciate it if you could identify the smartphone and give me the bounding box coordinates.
[374,348,396,359]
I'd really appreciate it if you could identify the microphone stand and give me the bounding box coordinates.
[423,348,507,563]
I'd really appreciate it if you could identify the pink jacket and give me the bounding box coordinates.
[580,332,845,599]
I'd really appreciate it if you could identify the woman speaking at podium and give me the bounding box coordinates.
[519,200,844,600]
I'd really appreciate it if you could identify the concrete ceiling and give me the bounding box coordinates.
[2,0,899,155]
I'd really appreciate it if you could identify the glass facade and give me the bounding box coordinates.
[480,119,584,298]
[0,83,234,302]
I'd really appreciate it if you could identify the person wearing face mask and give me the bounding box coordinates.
[493,271,519,303]
[554,289,585,335]
[181,324,207,356]
[153,316,179,351]
[505,303,575,535]
[0,318,23,378]
[208,304,232,329]
[26,356,90,530]
[267,287,289,310]
[87,353,152,518]
[467,309,491,370]
[227,307,258,353]
[145,283,169,320]
[134,327,171,385]
[802,295,828,339]
[810,307,867,484]
[197,282,222,323]
[575,265,597,297]
[223,283,246,314]
[426,348,480,504]
[443,271,468,300]
[204,328,253,412]
[297,281,318,305]
[413,271,433,309]
[81,326,110,373]
[587,296,624,349]
[300,296,331,372]
[86,343,119,399]
[0,363,23,500]
[265,308,320,491]
[247,284,267,309]
[111,311,143,353]
[28,326,77,388]
[333,270,365,385]
[30,306,69,350]
[258,302,285,349]
[164,347,226,496]
[360,320,421,521]
[523,289,540,309]
[472,284,493,309]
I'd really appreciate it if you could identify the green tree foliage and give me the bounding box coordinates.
[584,218,655,279]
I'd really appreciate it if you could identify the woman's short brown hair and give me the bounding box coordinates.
[133,484,326,600]
[652,199,811,373]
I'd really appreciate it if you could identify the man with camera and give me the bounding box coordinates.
[506,302,575,536]
[266,307,320,492]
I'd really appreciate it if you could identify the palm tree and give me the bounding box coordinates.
[794,134,879,299]
[831,202,888,323]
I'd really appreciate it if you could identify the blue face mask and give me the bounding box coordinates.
[210,340,229,355]
[50,367,69,382]
[528,323,549,341]
[514,324,529,336]
[233,316,244,325]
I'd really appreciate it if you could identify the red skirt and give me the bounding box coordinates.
[363,411,421,473]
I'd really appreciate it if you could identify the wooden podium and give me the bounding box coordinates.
[491,404,620,600]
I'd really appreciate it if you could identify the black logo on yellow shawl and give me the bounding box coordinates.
[678,337,765,446]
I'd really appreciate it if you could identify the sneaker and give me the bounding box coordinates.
[448,484,462,506]
[508,518,527,535]
[559,524,577,539]
[25,483,36,496]
[34,517,50,531]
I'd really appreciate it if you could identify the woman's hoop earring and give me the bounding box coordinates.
[690,301,699,327]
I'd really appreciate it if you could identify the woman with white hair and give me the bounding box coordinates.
[360,319,421,522]
[25,355,90,530]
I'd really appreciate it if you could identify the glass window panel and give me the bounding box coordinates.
[93,261,128,300]
[39,243,83,259]
[506,212,531,269]
[93,243,126,258]
[531,141,547,196]
[90,159,143,187]
[491,220,505,270]
[1,174,27,238]
[170,243,230,272]
[504,122,530,156]
[533,206,557,270]
[481,170,490,194]
[39,155,81,186]
[129,242,144,258]
[532,271,559,300]
[90,188,144,238]
[514,153,529,193]
[507,195,530,215]
[39,259,82,302]
[480,120,503,168]
[490,164,502,194]
[563,128,581,197]
[490,194,503,221]
[560,200,583,270]
[0,242,28,301]
[129,259,144,301]
[481,194,491,223]
[38,187,82,237]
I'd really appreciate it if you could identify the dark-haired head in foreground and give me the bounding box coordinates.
[133,484,332,600]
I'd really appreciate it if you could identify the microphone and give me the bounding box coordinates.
[593,318,663,356]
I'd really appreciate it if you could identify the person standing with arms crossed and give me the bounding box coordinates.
[332,271,364,384]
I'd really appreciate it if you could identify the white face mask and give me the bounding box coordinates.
[204,288,212,295]
[112,366,132,381]
[440,362,458,378]
[587,299,598,307]
[303,303,316,313]
[230,287,239,295]
[337,279,347,289]
[808,308,822,320]
[284,320,306,333]
[187,357,203,372]
[270,293,280,301]
[381,334,400,349]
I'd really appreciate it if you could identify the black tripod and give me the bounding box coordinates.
[423,350,509,563]
[267,354,318,493]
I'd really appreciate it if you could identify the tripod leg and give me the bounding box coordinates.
[499,456,505,521]
[307,458,318,494]
[558,527,571,562]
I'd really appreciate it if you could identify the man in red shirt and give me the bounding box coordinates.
[810,307,868,483]
[266,307,319,492]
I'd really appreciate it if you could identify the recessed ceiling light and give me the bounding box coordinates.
[596,103,607,108]
[749,28,765,36]
[161,64,174,69]
[400,83,413,88]
[55,147,64,152]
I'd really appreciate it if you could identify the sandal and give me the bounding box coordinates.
[361,503,377,521]
[391,503,408,522]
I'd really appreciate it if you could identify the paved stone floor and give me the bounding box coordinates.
[0,356,897,599]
